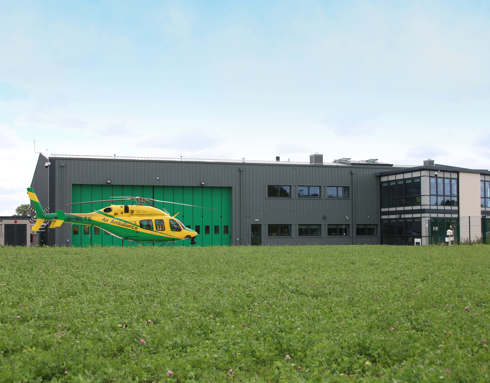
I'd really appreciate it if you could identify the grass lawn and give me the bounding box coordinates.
[0,245,488,382]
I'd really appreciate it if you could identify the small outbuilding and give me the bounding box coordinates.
[0,217,35,246]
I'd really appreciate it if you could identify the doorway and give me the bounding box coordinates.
[4,224,27,246]
[251,224,262,245]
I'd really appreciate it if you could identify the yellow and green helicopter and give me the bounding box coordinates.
[27,188,201,244]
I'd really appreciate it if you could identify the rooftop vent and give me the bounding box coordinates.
[275,156,280,162]
[309,153,323,164]
[366,158,378,164]
[424,159,435,166]
[333,157,351,165]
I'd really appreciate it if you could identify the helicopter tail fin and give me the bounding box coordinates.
[27,188,46,219]
[27,188,49,232]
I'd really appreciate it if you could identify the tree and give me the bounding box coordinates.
[15,204,31,216]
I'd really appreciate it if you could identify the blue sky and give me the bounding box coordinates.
[1,0,489,214]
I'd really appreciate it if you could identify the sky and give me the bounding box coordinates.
[1,0,489,215]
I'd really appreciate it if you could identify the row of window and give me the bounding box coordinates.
[74,223,230,235]
[268,185,350,199]
[381,177,421,208]
[482,181,490,208]
[267,224,377,237]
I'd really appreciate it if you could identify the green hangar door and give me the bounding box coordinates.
[71,185,232,247]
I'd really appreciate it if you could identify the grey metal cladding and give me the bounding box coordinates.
[35,155,393,246]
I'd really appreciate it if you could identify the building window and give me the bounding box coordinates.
[327,186,350,199]
[268,224,291,237]
[327,224,350,236]
[381,177,421,208]
[195,225,201,234]
[214,225,219,234]
[140,220,153,231]
[381,219,421,245]
[155,219,165,231]
[94,226,100,235]
[430,176,458,206]
[84,225,89,235]
[482,180,490,208]
[356,224,377,236]
[298,186,321,198]
[73,225,79,235]
[298,224,321,236]
[268,185,291,198]
[223,225,229,234]
[205,225,210,234]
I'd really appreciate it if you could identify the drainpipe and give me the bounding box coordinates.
[350,170,355,244]
[238,168,243,245]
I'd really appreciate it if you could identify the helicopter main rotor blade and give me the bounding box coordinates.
[68,198,129,206]
[151,197,213,209]
[110,196,213,209]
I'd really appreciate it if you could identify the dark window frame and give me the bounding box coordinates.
[430,176,458,206]
[298,185,321,198]
[268,224,291,237]
[327,186,350,199]
[298,224,321,236]
[267,185,292,198]
[356,224,377,236]
[327,224,350,236]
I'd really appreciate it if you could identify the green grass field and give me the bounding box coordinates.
[0,245,488,382]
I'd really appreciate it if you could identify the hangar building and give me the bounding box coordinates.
[30,153,489,247]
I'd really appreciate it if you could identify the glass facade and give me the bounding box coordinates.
[481,180,490,208]
[381,219,421,245]
[381,177,421,208]
[430,176,457,206]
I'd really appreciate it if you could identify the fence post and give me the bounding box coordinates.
[468,216,471,245]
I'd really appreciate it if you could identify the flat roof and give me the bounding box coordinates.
[378,164,490,176]
[48,153,395,168]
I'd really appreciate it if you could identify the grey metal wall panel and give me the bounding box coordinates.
[39,156,395,246]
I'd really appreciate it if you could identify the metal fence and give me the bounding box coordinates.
[429,216,489,245]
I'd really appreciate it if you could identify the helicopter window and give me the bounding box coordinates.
[140,220,154,231]
[224,225,229,235]
[169,219,182,232]
[214,225,219,234]
[103,207,112,213]
[205,225,210,234]
[124,205,129,213]
[94,227,100,235]
[73,225,79,235]
[155,219,165,231]
[195,225,201,234]
[84,225,90,235]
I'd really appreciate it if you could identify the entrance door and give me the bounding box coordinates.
[4,224,27,246]
[251,224,261,245]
